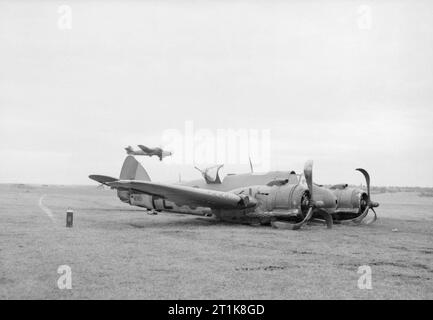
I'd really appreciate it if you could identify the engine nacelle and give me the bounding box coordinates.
[331,186,368,215]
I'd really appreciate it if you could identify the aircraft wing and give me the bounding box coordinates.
[137,145,152,153]
[108,180,256,210]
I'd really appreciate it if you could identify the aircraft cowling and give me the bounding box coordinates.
[271,184,311,218]
[332,187,368,213]
[286,185,311,217]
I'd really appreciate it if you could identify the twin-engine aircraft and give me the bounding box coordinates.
[125,145,172,161]
[89,156,379,230]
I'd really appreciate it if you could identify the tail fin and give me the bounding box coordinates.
[119,155,151,181]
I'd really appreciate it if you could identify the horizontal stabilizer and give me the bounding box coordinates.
[89,175,118,186]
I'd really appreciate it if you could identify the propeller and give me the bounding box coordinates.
[271,160,332,230]
[96,183,105,189]
[194,164,221,174]
[304,160,332,229]
[352,168,379,224]
[194,166,203,174]
[249,156,254,173]
[194,164,224,184]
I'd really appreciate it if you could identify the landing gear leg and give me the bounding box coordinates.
[320,210,333,229]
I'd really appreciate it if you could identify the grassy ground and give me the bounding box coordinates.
[0,184,432,299]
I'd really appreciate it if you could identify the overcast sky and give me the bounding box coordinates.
[1,0,432,187]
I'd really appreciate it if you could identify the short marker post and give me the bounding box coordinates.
[66,209,73,228]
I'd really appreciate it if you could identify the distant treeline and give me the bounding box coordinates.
[320,185,433,197]
[355,186,433,197]
[370,186,433,195]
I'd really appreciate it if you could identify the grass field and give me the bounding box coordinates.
[0,184,432,299]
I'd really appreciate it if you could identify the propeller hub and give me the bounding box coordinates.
[370,201,379,208]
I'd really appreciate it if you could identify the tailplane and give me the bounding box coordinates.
[89,156,151,203]
[89,175,117,185]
